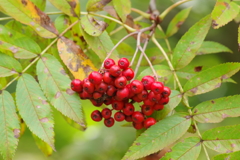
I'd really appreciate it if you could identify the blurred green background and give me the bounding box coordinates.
[0,0,240,159]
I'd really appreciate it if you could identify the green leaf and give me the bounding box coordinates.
[196,41,232,55]
[172,15,211,70]
[184,63,240,96]
[37,54,86,130]
[32,134,52,156]
[193,95,240,123]
[112,0,131,23]
[211,0,239,29]
[122,115,191,160]
[0,90,20,160]
[0,0,58,38]
[238,25,240,50]
[48,0,80,17]
[161,137,201,160]
[214,151,240,160]
[62,114,86,131]
[0,25,40,59]
[202,124,240,153]
[151,90,182,121]
[82,30,118,61]
[54,15,72,38]
[166,7,191,37]
[86,0,111,12]
[30,0,46,11]
[81,15,108,36]
[16,74,55,149]
[0,53,22,77]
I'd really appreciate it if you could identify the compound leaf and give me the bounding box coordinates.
[196,41,232,55]
[32,134,53,156]
[0,53,22,77]
[112,0,131,23]
[213,151,240,160]
[30,0,46,11]
[86,0,111,12]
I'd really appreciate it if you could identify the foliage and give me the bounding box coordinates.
[0,0,239,160]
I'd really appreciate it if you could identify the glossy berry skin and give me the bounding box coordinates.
[143,99,155,106]
[91,110,102,122]
[106,85,117,97]
[123,103,135,116]
[132,111,144,123]
[122,68,134,81]
[144,117,156,128]
[90,99,103,107]
[130,80,144,94]
[132,95,142,102]
[71,79,83,92]
[153,104,164,110]
[137,90,148,101]
[93,92,102,100]
[133,122,143,130]
[125,115,132,122]
[104,117,115,127]
[115,87,129,101]
[148,91,161,102]
[89,71,102,85]
[162,86,171,97]
[141,105,154,116]
[79,91,92,100]
[95,82,108,93]
[83,81,95,93]
[112,100,124,110]
[101,108,112,119]
[109,65,121,77]
[151,82,164,94]
[104,58,115,69]
[104,97,112,105]
[114,76,127,89]
[118,58,130,69]
[142,76,155,90]
[103,72,115,84]
[159,97,169,105]
[114,112,125,122]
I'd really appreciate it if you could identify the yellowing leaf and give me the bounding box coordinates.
[86,0,111,12]
[57,37,97,80]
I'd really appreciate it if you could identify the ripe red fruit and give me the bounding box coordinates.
[162,86,171,97]
[132,95,142,102]
[83,81,95,93]
[104,117,115,127]
[151,82,164,94]
[144,117,156,128]
[159,97,169,105]
[93,92,102,100]
[95,82,108,93]
[153,104,164,110]
[89,71,102,85]
[142,76,155,90]
[115,87,129,101]
[137,90,148,101]
[104,97,112,105]
[114,76,127,88]
[133,122,143,130]
[103,72,115,84]
[143,99,155,106]
[118,58,130,69]
[101,108,112,119]
[125,115,132,122]
[109,65,121,77]
[71,79,83,92]
[114,112,125,122]
[132,111,144,123]
[141,105,154,116]
[90,99,103,107]
[122,68,134,80]
[106,85,117,97]
[123,103,135,116]
[79,91,92,99]
[104,58,115,69]
[130,80,144,94]
[112,100,124,110]
[91,110,102,122]
[148,91,161,102]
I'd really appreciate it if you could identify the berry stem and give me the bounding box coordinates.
[131,8,150,19]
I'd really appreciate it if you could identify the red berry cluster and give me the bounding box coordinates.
[70,58,171,130]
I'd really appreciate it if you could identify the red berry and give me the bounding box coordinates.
[132,111,144,123]
[103,72,115,84]
[115,87,129,101]
[162,86,171,97]
[133,122,143,130]
[106,85,117,97]
[112,100,124,110]
[91,110,102,122]
[122,68,134,81]
[141,105,154,116]
[104,97,113,105]
[89,71,102,85]
[142,76,155,90]
[151,82,164,94]
[137,90,148,101]
[132,95,142,102]
[125,115,132,122]
[143,99,155,106]
[130,80,144,94]
[144,117,156,128]
[109,65,121,77]
[153,104,164,110]
[114,76,127,89]
[159,97,169,105]
[148,91,161,102]
[79,91,92,99]
[101,108,112,119]
[104,58,115,69]
[93,92,102,100]
[123,103,135,116]
[118,58,130,69]
[95,82,108,93]
[104,117,115,127]
[90,99,103,107]
[71,79,83,92]
[83,81,95,93]
[114,112,125,122]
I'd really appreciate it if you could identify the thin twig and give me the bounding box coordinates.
[131,8,150,18]
[157,25,172,52]
[130,32,142,66]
